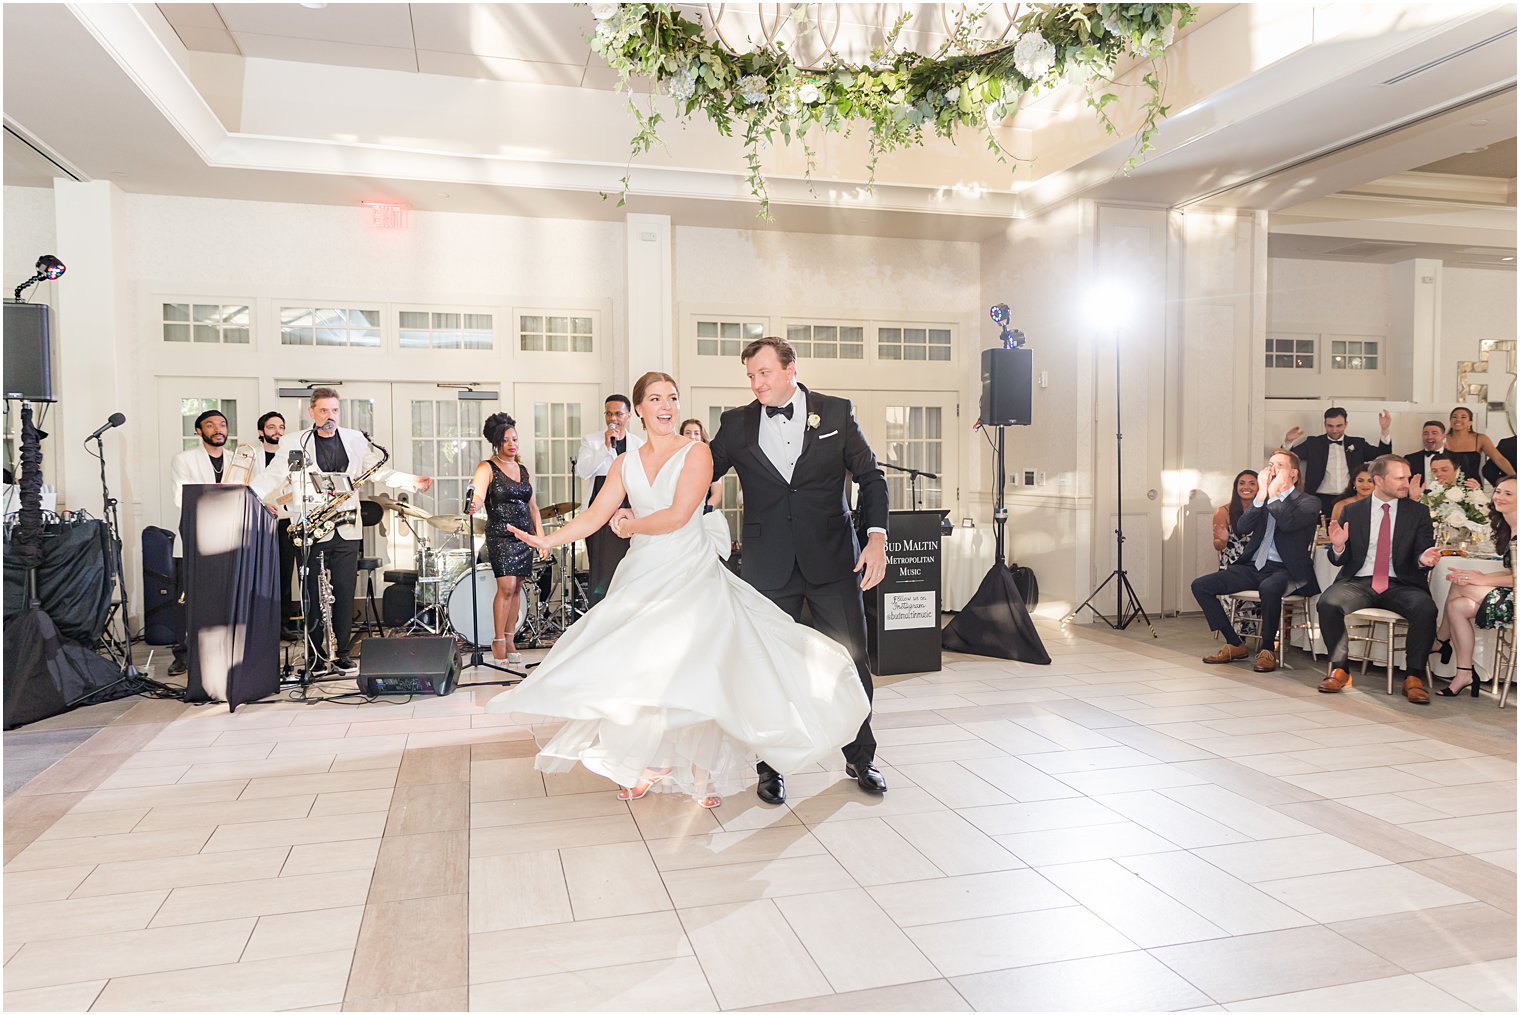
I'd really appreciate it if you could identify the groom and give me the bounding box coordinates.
[709,336,890,803]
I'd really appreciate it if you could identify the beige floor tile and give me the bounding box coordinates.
[1257,865,1473,923]
[96,766,189,789]
[283,838,382,876]
[955,719,1063,755]
[383,781,469,836]
[469,849,572,933]
[787,785,947,826]
[0,980,106,1012]
[1021,745,1167,775]
[470,813,641,857]
[1040,858,1228,947]
[92,948,353,1011]
[1192,832,1391,883]
[240,768,397,800]
[1158,784,1322,839]
[330,749,406,772]
[875,723,984,746]
[342,986,469,1011]
[868,868,1072,927]
[773,888,940,993]
[957,756,1083,801]
[951,950,1213,1011]
[13,753,133,796]
[874,739,1010,767]
[0,917,256,991]
[1229,752,1321,777]
[1327,901,1517,973]
[1401,854,1518,915]
[661,852,857,909]
[1188,732,1327,758]
[906,905,1135,977]
[5,826,212,872]
[271,734,411,758]
[311,787,394,817]
[1285,743,1435,771]
[32,806,147,841]
[706,792,803,832]
[628,792,727,839]
[120,742,278,767]
[71,846,288,898]
[1417,957,1518,1011]
[133,794,316,832]
[344,716,472,739]
[2,865,94,906]
[201,811,388,853]
[151,868,374,926]
[349,894,467,997]
[645,824,826,871]
[1224,972,1475,1011]
[1338,791,1448,824]
[560,840,672,920]
[1109,704,1238,725]
[1198,713,1330,736]
[1272,799,1463,862]
[1008,714,1120,750]
[290,705,415,727]
[68,779,247,813]
[469,738,540,761]
[1170,758,1324,806]
[3,889,168,944]
[243,906,366,961]
[469,756,546,802]
[471,955,718,1011]
[1281,766,1445,798]
[809,817,942,886]
[1474,849,1517,872]
[1116,850,1314,934]
[1400,782,1518,819]
[1052,762,1210,796]
[1403,811,1517,854]
[891,762,1014,808]
[1092,789,1252,848]
[470,910,693,983]
[1394,756,1518,786]
[1150,924,1405,1004]
[369,829,467,902]
[737,978,971,1011]
[176,756,334,784]
[4,793,87,845]
[471,790,628,828]
[678,899,831,1009]
[994,819,1178,866]
[542,762,623,796]
[395,744,471,785]
[882,810,1024,876]
[959,797,1122,836]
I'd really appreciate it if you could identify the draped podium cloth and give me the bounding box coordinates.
[488,444,869,798]
[941,562,1052,664]
[180,485,281,709]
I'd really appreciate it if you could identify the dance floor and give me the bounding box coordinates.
[3,621,1515,1011]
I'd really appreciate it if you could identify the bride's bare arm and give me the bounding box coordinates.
[508,457,627,549]
[623,443,714,537]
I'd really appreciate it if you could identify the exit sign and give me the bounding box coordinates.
[363,202,406,229]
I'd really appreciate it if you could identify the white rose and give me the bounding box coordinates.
[1443,506,1466,526]
[1468,489,1490,507]
[591,3,619,20]
[945,86,960,102]
[1446,487,1466,503]
[1013,30,1057,81]
[797,82,821,104]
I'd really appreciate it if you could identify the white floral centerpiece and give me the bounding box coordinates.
[1420,472,1491,546]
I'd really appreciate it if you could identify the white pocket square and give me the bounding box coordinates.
[817,430,839,440]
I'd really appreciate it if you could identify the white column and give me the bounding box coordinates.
[623,213,673,393]
[1390,258,1442,404]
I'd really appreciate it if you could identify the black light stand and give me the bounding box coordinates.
[1066,327,1156,636]
[881,461,938,510]
[456,486,533,688]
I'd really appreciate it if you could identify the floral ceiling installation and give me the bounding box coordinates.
[589,2,1198,216]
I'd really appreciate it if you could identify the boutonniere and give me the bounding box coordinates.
[806,413,821,430]
[1346,442,1357,453]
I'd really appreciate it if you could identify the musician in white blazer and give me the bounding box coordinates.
[169,409,232,510]
[251,388,431,673]
[251,410,298,631]
[574,393,644,604]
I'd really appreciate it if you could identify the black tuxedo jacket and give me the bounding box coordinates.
[1294,433,1390,494]
[1483,435,1516,488]
[1403,447,1442,483]
[710,386,889,591]
[1235,488,1321,594]
[1327,496,1434,588]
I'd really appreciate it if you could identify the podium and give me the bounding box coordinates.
[180,485,280,710]
[864,510,945,675]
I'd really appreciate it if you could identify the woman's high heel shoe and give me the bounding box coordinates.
[1430,639,1453,665]
[491,636,509,661]
[1437,665,1481,698]
[617,769,672,801]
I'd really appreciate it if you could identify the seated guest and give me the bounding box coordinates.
[1445,406,1513,486]
[1317,455,1442,704]
[1283,406,1392,520]
[1403,420,1447,484]
[1427,452,1481,491]
[1211,469,1258,567]
[1193,450,1320,673]
[1482,434,1516,488]
[1431,477,1516,697]
[1329,467,1373,523]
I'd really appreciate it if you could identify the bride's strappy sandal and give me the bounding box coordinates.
[617,768,672,801]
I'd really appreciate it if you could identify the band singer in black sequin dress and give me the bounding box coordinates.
[469,413,546,663]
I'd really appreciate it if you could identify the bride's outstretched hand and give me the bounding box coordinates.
[509,524,551,551]
[610,508,637,538]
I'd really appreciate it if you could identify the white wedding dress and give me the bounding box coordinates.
[487,442,869,798]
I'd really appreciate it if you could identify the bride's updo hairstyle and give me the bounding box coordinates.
[631,371,678,430]
[482,412,517,450]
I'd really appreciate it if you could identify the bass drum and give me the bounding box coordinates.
[446,564,523,646]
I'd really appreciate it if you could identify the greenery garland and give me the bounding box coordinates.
[589,3,1197,217]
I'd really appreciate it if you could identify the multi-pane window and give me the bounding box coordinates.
[706,405,743,548]
[786,323,864,360]
[879,326,951,362]
[180,398,238,450]
[400,311,493,350]
[882,405,944,509]
[1266,336,1316,369]
[1330,339,1379,370]
[520,314,593,353]
[280,307,380,347]
[696,319,765,358]
[533,401,585,516]
[163,303,250,344]
[410,398,490,516]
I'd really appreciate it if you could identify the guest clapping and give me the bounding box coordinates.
[1282,407,1391,520]
[1212,470,1259,567]
[1431,477,1516,697]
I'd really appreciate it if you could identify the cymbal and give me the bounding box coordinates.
[426,512,486,533]
[370,493,431,520]
[540,501,578,520]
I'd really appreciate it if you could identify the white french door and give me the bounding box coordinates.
[852,390,961,518]
[388,383,501,519]
[512,382,604,520]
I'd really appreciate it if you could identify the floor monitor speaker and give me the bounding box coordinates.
[357,636,457,696]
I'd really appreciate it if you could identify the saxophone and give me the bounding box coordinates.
[315,550,337,662]
[292,432,390,547]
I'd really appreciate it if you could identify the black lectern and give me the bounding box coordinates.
[865,510,945,675]
[180,485,280,710]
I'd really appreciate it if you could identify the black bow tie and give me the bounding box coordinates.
[1327,438,1343,445]
[765,404,794,420]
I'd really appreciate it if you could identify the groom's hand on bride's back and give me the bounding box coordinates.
[854,532,888,591]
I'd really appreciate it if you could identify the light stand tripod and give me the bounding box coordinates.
[457,486,533,688]
[1067,328,1156,636]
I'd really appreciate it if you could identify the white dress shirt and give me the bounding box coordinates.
[574,430,645,508]
[1355,494,1399,580]
[758,388,806,482]
[1319,440,1349,495]
[1250,488,1294,569]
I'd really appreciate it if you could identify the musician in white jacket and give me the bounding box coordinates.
[252,388,431,674]
[166,409,235,675]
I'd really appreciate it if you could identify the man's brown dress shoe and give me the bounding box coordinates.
[1404,675,1430,705]
[1252,650,1277,673]
[1319,668,1351,693]
[1203,643,1249,664]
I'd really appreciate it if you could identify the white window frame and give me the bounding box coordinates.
[782,319,867,362]
[397,307,496,351]
[160,300,253,345]
[517,309,597,354]
[278,305,382,348]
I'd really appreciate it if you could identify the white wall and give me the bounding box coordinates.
[1441,267,1517,435]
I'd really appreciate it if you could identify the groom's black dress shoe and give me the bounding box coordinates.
[756,771,786,805]
[845,763,888,794]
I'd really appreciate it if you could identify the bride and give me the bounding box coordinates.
[488,371,869,808]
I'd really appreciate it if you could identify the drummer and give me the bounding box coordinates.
[468,413,547,663]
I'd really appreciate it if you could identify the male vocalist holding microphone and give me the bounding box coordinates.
[252,388,431,674]
[574,393,643,606]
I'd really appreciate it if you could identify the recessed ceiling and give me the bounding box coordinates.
[1411,135,1517,179]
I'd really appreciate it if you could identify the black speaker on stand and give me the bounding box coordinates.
[942,306,1050,664]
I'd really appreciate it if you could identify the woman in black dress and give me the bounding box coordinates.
[468,413,546,662]
[1446,406,1513,486]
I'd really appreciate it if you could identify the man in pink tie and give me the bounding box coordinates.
[1318,455,1442,703]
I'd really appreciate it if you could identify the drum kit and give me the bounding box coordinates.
[370,494,591,649]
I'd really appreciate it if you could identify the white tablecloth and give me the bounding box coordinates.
[943,525,995,612]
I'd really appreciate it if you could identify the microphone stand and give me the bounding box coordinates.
[880,461,937,511]
[457,484,532,687]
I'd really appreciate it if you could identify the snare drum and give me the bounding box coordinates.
[446,564,525,646]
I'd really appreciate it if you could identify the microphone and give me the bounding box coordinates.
[317,419,337,434]
[288,450,307,470]
[463,486,475,513]
[87,412,126,440]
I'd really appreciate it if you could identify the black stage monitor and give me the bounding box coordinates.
[4,301,55,402]
[981,347,1031,426]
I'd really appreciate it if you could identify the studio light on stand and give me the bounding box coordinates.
[1065,281,1156,636]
